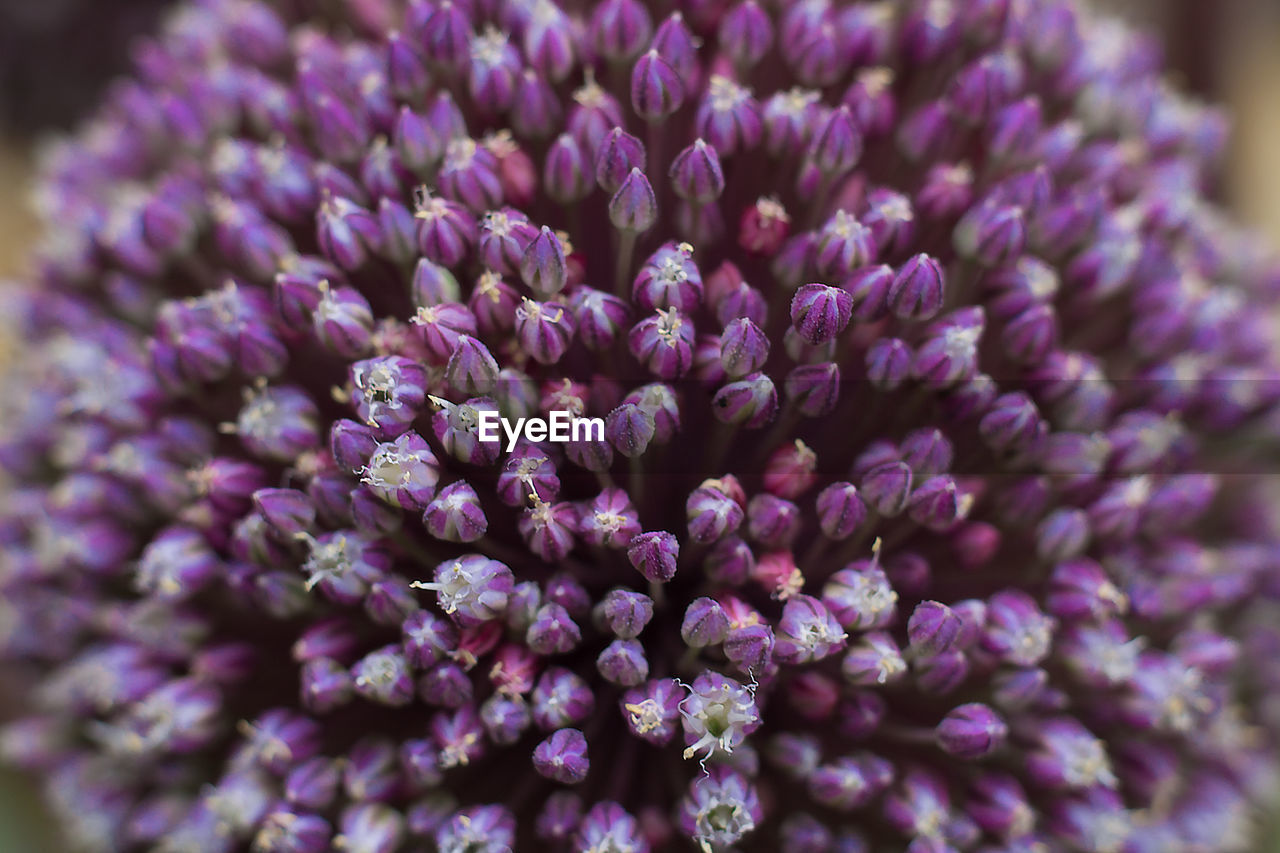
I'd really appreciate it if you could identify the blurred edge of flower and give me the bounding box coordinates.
[0,0,1279,851]
[0,2,172,848]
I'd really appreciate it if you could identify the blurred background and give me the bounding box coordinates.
[0,0,1279,848]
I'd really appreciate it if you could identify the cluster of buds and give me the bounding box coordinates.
[3,0,1280,851]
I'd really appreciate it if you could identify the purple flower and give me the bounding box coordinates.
[4,1,1280,850]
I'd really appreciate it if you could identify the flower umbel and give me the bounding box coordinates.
[3,0,1280,851]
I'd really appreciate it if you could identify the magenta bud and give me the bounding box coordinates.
[250,484,316,537]
[1002,303,1057,364]
[445,335,500,396]
[712,372,778,428]
[719,318,770,378]
[597,589,654,639]
[860,461,913,516]
[591,0,653,62]
[316,195,381,271]
[781,362,839,417]
[721,1,774,68]
[908,476,966,531]
[310,283,374,358]
[509,71,562,139]
[1046,558,1126,622]
[1036,508,1091,562]
[519,500,578,562]
[915,649,971,696]
[809,106,862,175]
[715,279,769,329]
[415,190,476,268]
[888,254,946,320]
[670,140,725,204]
[533,728,590,785]
[606,403,656,458]
[413,0,474,70]
[411,258,462,308]
[899,428,954,478]
[686,481,745,544]
[747,493,801,550]
[955,201,1026,267]
[526,603,582,656]
[411,302,476,363]
[979,392,1045,454]
[478,209,537,276]
[791,283,853,345]
[836,690,887,741]
[936,703,1007,759]
[422,481,487,543]
[394,107,444,175]
[535,792,583,844]
[630,309,695,379]
[631,50,685,122]
[521,226,568,298]
[596,128,647,194]
[633,241,703,312]
[696,75,764,157]
[816,482,866,540]
[543,135,592,205]
[523,2,576,82]
[596,638,649,686]
[681,597,730,648]
[841,265,890,324]
[724,621,775,674]
[908,601,963,657]
[352,646,414,707]
[285,757,341,811]
[515,298,576,365]
[817,211,877,278]
[571,287,632,351]
[377,198,418,264]
[330,418,379,474]
[609,168,659,233]
[627,530,679,583]
[706,536,755,586]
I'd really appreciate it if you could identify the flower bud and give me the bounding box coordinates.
[627,531,679,583]
[681,597,730,648]
[631,50,685,122]
[609,168,659,233]
[533,728,589,784]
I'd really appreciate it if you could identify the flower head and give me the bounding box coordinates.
[3,0,1280,851]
